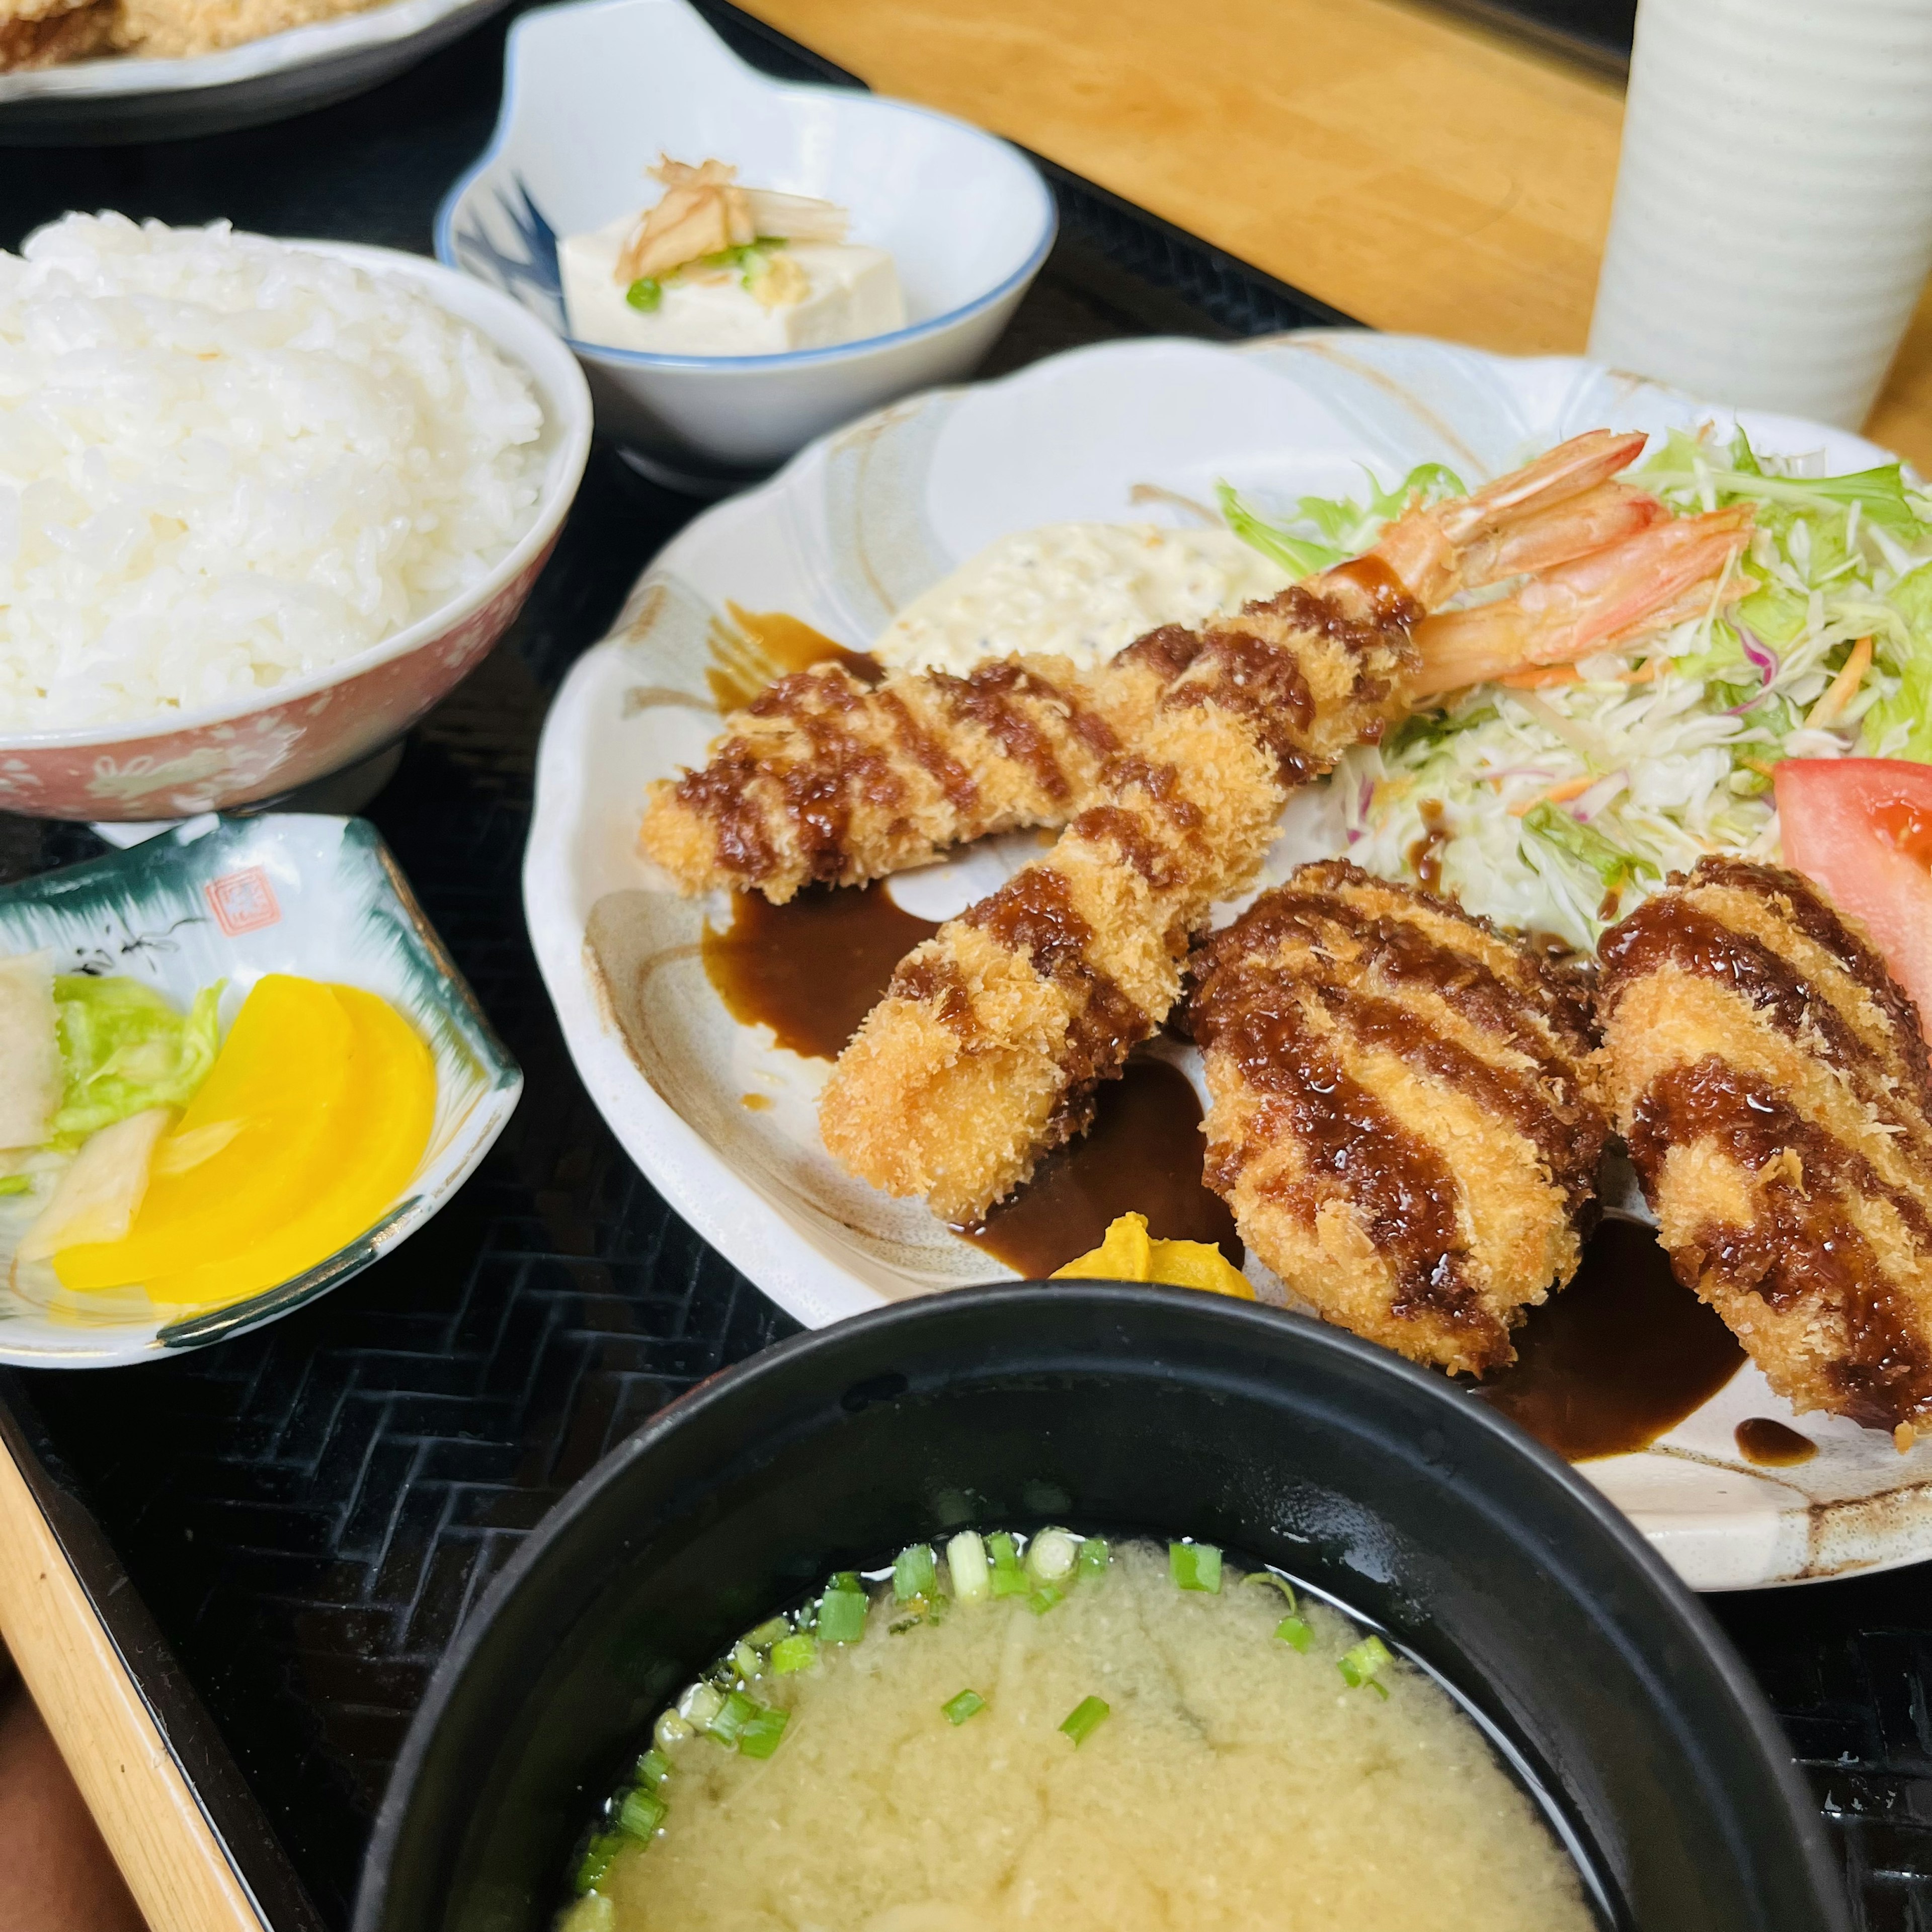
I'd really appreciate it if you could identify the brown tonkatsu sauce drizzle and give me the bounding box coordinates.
[1626,1054,1932,1427]
[874,687,980,814]
[1192,985,1486,1344]
[960,868,1147,1105]
[1473,1220,1744,1460]
[933,661,1106,803]
[1162,625,1317,782]
[676,668,907,888]
[1308,982,1599,1215]
[704,884,938,1061]
[1323,553,1424,629]
[1407,800,1449,894]
[1196,880,1597,1069]
[706,606,880,712]
[1697,857,1927,1064]
[1735,1417,1817,1466]
[959,1059,1240,1277]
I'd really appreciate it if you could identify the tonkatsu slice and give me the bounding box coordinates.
[1186,861,1607,1376]
[1597,857,1932,1438]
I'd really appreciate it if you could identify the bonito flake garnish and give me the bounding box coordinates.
[614,156,850,304]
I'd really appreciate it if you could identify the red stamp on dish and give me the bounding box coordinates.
[205,866,281,936]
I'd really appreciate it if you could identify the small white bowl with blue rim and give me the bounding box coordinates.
[435,0,1056,491]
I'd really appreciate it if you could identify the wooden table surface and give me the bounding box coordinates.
[746,0,1932,468]
[4,4,1920,1930]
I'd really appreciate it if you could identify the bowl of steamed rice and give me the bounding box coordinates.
[0,213,592,821]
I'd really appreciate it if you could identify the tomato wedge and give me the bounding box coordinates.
[1775,758,1932,1033]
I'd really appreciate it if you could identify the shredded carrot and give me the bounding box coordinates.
[1805,636,1873,729]
[1498,658,1662,692]
[1508,773,1597,818]
[1497,664,1581,690]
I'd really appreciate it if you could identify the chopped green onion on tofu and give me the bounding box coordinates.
[941,1688,986,1725]
[1274,1615,1314,1652]
[1026,1584,1064,1616]
[1060,1696,1110,1746]
[730,1640,761,1681]
[1076,1536,1110,1579]
[632,1748,671,1789]
[746,1616,791,1648]
[653,1709,693,1751]
[1169,1541,1222,1593]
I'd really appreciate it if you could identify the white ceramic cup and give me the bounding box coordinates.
[1588,0,1932,430]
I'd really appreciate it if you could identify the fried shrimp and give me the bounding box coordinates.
[1186,862,1606,1375]
[639,655,1143,904]
[641,439,1672,904]
[818,588,1412,1222]
[822,434,1744,1224]
[1597,858,1932,1437]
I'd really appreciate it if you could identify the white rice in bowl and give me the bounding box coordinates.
[0,213,546,733]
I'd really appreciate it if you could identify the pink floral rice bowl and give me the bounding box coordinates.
[0,240,592,824]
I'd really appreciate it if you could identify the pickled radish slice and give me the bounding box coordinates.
[55,975,353,1290]
[138,988,434,1310]
[52,977,434,1308]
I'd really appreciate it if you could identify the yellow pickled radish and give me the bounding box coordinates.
[56,974,355,1291]
[139,986,434,1310]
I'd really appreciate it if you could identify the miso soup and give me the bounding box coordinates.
[561,1533,1592,1932]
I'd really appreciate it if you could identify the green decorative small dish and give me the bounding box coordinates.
[0,815,521,1367]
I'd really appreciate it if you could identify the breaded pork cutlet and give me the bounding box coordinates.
[1185,862,1606,1375]
[0,0,111,68]
[1597,858,1932,1440]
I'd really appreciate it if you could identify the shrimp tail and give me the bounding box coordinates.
[1406,505,1754,699]
[1373,429,1654,605]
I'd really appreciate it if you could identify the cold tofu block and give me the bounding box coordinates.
[560,214,905,356]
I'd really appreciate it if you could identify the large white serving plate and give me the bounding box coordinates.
[527,327,1932,1591]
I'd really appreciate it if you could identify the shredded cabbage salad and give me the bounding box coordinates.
[1228,429,1932,949]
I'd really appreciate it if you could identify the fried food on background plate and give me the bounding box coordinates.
[1597,857,1932,1441]
[1185,861,1606,1376]
[0,0,111,69]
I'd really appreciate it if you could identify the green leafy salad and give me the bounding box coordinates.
[1228,429,1932,948]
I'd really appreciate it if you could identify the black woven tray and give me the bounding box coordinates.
[0,6,1924,1929]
